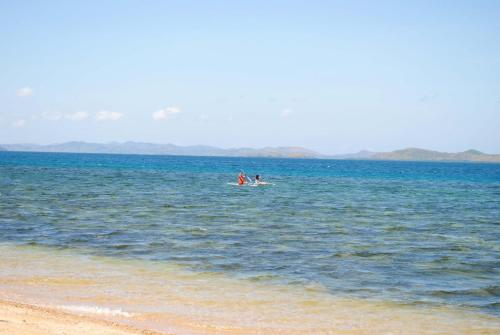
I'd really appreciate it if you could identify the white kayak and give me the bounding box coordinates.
[227,182,274,187]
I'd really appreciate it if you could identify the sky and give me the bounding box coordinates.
[1,0,499,154]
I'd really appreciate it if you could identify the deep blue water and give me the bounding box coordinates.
[1,151,499,315]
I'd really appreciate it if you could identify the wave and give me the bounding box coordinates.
[56,304,135,317]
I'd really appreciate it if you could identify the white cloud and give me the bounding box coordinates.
[42,112,63,121]
[66,111,89,121]
[199,114,209,121]
[16,86,33,97]
[42,111,89,121]
[281,108,293,117]
[12,119,27,128]
[152,106,181,120]
[96,110,123,121]
[152,110,167,120]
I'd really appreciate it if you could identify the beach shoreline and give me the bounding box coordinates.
[2,295,500,335]
[0,299,164,335]
[1,243,499,335]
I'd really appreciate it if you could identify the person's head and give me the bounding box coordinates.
[255,175,260,180]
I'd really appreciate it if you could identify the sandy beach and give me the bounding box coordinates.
[0,299,164,335]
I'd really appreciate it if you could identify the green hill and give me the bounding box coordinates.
[372,148,500,163]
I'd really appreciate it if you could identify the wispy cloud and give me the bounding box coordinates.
[96,110,123,121]
[66,111,89,121]
[42,112,63,121]
[12,119,27,128]
[42,111,89,121]
[419,93,439,103]
[152,106,181,120]
[281,108,293,117]
[16,86,33,97]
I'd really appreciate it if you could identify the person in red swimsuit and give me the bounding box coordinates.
[238,172,247,185]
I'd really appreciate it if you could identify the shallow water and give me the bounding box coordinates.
[0,152,499,322]
[1,244,499,335]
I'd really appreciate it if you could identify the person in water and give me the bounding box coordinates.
[255,174,261,184]
[238,172,247,185]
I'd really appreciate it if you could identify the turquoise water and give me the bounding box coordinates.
[1,151,499,315]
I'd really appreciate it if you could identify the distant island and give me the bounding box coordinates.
[332,148,500,162]
[1,142,499,163]
[369,148,500,163]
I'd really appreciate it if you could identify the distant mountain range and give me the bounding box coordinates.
[0,142,320,159]
[1,142,499,163]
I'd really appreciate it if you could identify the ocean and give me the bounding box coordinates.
[1,151,499,334]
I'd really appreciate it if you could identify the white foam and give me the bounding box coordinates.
[57,304,135,317]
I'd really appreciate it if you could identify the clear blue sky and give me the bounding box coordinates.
[1,0,499,154]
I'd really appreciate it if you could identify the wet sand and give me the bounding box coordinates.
[0,299,163,335]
